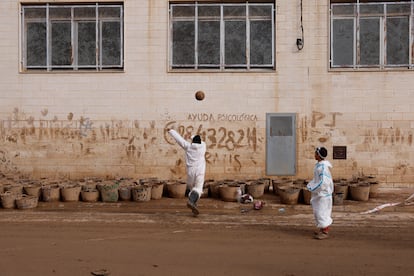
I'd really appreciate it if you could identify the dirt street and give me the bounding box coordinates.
[0,190,413,276]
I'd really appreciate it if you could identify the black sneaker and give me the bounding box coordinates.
[187,200,199,216]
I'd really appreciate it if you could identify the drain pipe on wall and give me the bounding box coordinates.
[296,0,304,51]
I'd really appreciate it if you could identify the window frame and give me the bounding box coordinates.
[330,1,413,70]
[21,3,124,72]
[168,1,275,72]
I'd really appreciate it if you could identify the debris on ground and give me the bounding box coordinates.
[360,192,414,214]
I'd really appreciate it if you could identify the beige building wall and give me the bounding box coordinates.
[0,0,413,188]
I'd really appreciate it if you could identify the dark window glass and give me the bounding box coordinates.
[332,19,354,66]
[51,22,72,66]
[250,20,272,65]
[198,21,220,65]
[26,23,47,67]
[78,22,96,66]
[102,21,121,66]
[225,21,246,65]
[387,17,409,65]
[360,18,380,65]
[172,21,195,65]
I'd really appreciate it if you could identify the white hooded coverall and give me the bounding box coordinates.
[168,129,206,196]
[306,160,333,229]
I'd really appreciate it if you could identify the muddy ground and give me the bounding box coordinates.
[0,189,413,276]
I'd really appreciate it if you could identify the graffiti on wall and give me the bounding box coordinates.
[299,111,343,143]
[1,108,413,179]
[0,109,262,176]
[163,121,257,151]
[0,149,19,174]
[163,119,259,173]
[363,128,413,147]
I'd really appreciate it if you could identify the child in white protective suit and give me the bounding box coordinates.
[306,147,333,240]
[168,129,206,216]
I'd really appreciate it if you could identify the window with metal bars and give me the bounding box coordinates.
[169,2,275,71]
[21,3,123,71]
[330,1,413,69]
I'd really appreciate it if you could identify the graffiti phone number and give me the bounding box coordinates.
[164,121,257,151]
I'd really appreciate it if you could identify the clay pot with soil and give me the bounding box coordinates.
[257,178,271,193]
[15,194,38,209]
[278,185,301,205]
[209,181,223,199]
[349,182,370,201]
[0,191,17,209]
[118,185,132,201]
[334,182,349,200]
[23,184,42,199]
[41,184,61,202]
[369,181,380,198]
[150,182,164,200]
[97,181,119,202]
[333,192,344,205]
[132,184,152,202]
[166,181,187,198]
[219,183,241,202]
[81,188,100,202]
[245,181,265,198]
[301,187,312,205]
[60,183,82,202]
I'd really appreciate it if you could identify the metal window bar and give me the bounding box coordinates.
[411,1,413,68]
[246,2,250,70]
[220,5,224,70]
[46,4,50,71]
[195,2,198,69]
[96,3,99,71]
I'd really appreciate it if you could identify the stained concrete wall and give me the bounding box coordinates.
[0,0,413,188]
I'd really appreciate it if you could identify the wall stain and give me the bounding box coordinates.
[1,108,413,181]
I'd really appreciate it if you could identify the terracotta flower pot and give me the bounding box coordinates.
[349,183,370,201]
[166,182,187,198]
[333,192,344,205]
[132,184,152,202]
[302,187,311,205]
[334,183,349,200]
[61,184,81,202]
[42,184,60,202]
[246,182,265,198]
[150,182,164,200]
[1,191,17,209]
[219,184,241,202]
[118,185,132,201]
[24,184,42,199]
[97,181,119,202]
[279,186,300,205]
[81,188,100,202]
[369,181,380,198]
[15,194,38,209]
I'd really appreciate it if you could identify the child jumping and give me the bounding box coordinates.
[168,129,206,216]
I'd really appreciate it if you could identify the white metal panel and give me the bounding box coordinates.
[266,113,296,175]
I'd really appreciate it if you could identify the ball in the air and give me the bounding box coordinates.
[195,91,205,101]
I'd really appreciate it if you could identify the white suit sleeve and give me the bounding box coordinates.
[168,129,190,149]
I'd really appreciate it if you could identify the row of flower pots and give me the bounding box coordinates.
[0,179,182,209]
[269,176,380,205]
[0,176,379,209]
